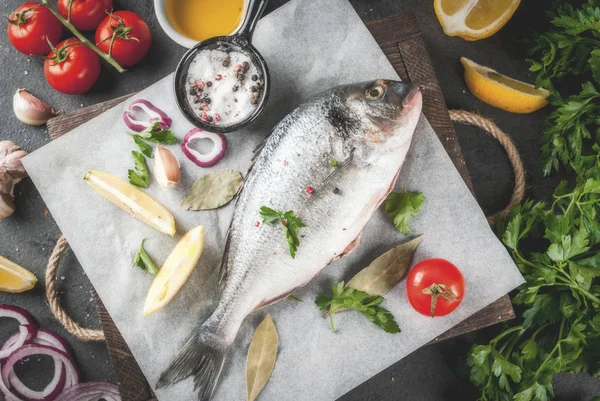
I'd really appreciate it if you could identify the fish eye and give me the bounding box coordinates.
[366,85,384,101]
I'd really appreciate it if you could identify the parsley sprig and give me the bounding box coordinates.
[132,238,158,275]
[128,151,149,188]
[384,186,425,235]
[315,281,400,334]
[259,206,306,258]
[126,122,178,187]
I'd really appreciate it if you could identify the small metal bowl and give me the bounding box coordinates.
[173,0,270,134]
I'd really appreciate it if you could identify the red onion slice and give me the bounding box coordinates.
[9,362,65,401]
[0,371,21,401]
[0,325,37,363]
[123,99,172,132]
[54,382,121,401]
[1,344,80,400]
[181,129,227,168]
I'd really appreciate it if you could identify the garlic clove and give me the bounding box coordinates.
[13,89,57,126]
[0,169,15,219]
[0,141,21,158]
[2,150,28,182]
[154,145,180,189]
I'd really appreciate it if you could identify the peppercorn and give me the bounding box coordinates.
[204,97,212,105]
[207,115,214,123]
[251,74,258,81]
[222,56,231,67]
[251,97,258,105]
[306,186,315,194]
[255,82,262,89]
[330,160,339,167]
[206,81,212,87]
[250,86,257,92]
[233,85,239,92]
[333,187,340,194]
[242,61,250,72]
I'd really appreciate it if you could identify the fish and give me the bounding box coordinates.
[157,79,423,400]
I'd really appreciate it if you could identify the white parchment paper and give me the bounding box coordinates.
[23,0,524,399]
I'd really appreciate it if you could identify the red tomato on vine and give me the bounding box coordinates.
[58,0,113,31]
[7,2,63,55]
[44,38,101,95]
[95,11,151,67]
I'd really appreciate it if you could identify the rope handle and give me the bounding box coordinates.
[46,235,105,342]
[44,111,524,342]
[449,110,525,224]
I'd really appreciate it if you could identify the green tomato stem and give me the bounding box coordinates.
[40,0,126,73]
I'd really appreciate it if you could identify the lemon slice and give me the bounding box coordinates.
[0,256,37,293]
[434,0,520,41]
[461,57,550,114]
[84,170,176,236]
[143,226,205,316]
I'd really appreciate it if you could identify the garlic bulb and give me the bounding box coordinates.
[13,89,57,126]
[0,141,28,219]
[154,145,180,189]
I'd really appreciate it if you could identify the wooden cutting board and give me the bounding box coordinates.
[46,12,514,401]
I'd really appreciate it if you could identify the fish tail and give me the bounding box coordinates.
[157,320,230,401]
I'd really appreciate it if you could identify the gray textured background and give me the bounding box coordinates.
[0,0,598,400]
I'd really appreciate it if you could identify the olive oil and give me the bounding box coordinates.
[166,0,245,42]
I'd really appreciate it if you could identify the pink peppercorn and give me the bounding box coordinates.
[196,81,205,89]
[201,112,208,121]
[254,221,260,227]
[214,114,221,122]
[306,186,314,194]
[215,74,223,81]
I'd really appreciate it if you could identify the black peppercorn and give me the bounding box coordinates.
[250,86,257,92]
[233,85,239,92]
[206,81,212,87]
[222,56,231,67]
[251,74,258,81]
[333,187,340,194]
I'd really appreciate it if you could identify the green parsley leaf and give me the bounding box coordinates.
[128,151,149,188]
[384,186,425,235]
[130,122,178,145]
[132,238,159,275]
[133,135,153,158]
[259,206,306,258]
[315,281,400,334]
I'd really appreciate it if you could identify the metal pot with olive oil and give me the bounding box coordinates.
[166,0,246,42]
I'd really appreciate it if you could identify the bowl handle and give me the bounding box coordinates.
[237,0,269,43]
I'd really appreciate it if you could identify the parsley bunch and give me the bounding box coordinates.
[527,0,600,175]
[468,154,600,401]
[315,281,400,334]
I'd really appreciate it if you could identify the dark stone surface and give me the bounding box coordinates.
[0,0,598,400]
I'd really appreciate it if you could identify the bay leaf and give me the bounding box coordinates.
[346,235,423,296]
[246,315,279,401]
[181,169,243,211]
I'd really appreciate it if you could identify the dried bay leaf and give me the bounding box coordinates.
[346,235,423,296]
[246,315,279,401]
[181,169,243,211]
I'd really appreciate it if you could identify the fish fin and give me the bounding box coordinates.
[342,234,362,256]
[157,321,229,401]
[218,223,233,291]
[253,289,297,311]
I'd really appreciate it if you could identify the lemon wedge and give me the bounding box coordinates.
[461,57,550,114]
[434,0,520,41]
[84,170,176,236]
[143,225,205,316]
[0,256,37,293]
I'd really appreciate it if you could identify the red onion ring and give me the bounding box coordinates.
[181,128,227,168]
[1,345,80,401]
[0,304,38,362]
[54,382,121,401]
[123,99,172,132]
[3,329,75,399]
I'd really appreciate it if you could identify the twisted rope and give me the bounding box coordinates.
[45,235,105,342]
[449,110,525,224]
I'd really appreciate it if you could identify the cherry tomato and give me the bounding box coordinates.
[7,2,63,55]
[44,38,101,95]
[58,0,113,31]
[95,11,151,67]
[406,258,465,317]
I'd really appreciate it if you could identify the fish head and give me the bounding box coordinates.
[339,79,422,148]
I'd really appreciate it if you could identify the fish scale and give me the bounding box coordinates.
[157,79,423,401]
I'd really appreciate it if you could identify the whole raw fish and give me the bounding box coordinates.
[158,79,423,400]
